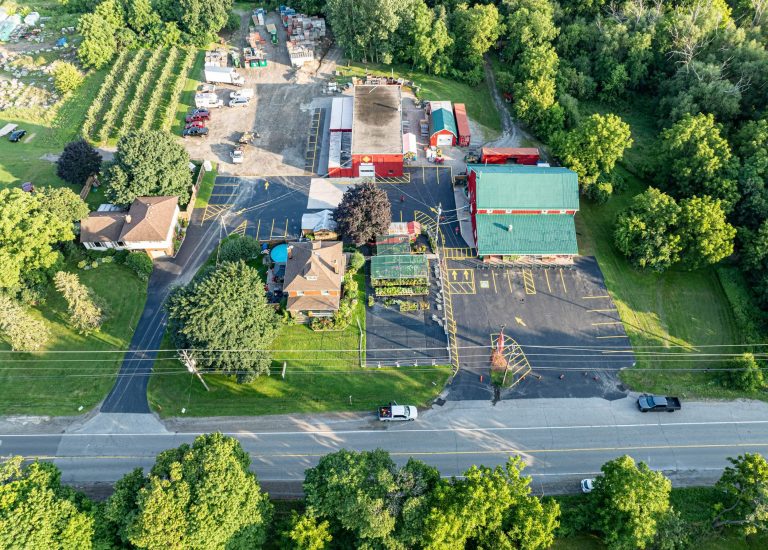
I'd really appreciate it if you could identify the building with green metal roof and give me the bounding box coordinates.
[429,101,457,147]
[467,164,580,259]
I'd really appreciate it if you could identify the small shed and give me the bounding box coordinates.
[388,221,421,242]
[402,132,417,160]
[429,101,457,147]
[301,209,338,239]
[480,147,540,165]
[453,103,471,147]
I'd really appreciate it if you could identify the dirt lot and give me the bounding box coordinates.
[181,10,339,177]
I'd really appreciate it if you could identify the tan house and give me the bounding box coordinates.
[80,196,180,259]
[283,241,345,317]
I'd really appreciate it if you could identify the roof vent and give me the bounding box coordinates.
[126,215,132,224]
[507,224,513,232]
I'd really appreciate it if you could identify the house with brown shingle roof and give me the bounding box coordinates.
[283,241,345,317]
[80,196,180,259]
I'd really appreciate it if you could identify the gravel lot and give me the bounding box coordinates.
[181,10,338,176]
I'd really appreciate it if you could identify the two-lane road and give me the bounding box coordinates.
[2,398,768,490]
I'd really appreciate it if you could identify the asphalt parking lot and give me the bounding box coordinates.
[201,175,311,241]
[447,256,633,401]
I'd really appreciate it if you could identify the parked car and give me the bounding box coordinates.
[581,479,595,493]
[8,129,26,142]
[230,88,255,100]
[185,110,210,123]
[637,395,682,413]
[184,120,206,129]
[182,126,209,138]
[228,96,250,108]
[378,402,418,421]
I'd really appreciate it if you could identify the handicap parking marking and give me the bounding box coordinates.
[522,269,536,295]
[201,204,229,223]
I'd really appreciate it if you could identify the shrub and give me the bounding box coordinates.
[77,260,87,269]
[375,285,429,296]
[91,261,99,268]
[219,235,260,263]
[113,250,129,264]
[719,353,766,392]
[368,295,374,307]
[125,252,153,281]
[52,61,85,94]
[225,12,240,32]
[102,256,113,264]
[348,250,365,273]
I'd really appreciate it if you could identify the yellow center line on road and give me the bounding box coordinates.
[588,308,617,313]
[583,295,610,299]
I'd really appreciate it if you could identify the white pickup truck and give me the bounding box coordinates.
[378,402,418,421]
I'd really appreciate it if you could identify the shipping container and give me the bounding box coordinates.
[453,103,471,147]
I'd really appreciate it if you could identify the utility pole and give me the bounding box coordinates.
[179,349,210,391]
[434,202,442,246]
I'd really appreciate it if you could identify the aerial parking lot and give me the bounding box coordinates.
[447,256,634,401]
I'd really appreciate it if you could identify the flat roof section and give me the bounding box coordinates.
[352,85,402,155]
[330,96,353,131]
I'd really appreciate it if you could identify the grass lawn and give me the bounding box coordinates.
[194,162,218,209]
[148,269,451,417]
[0,262,148,416]
[574,97,754,399]
[336,62,501,135]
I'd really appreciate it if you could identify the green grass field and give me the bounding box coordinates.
[171,49,206,135]
[0,262,148,416]
[148,269,451,417]
[194,163,218,209]
[336,62,501,135]
[572,96,756,399]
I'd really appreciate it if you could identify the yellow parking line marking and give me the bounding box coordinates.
[422,166,425,183]
[583,295,610,299]
[522,269,536,295]
[544,269,552,293]
[559,269,567,293]
[284,218,288,237]
[269,218,275,239]
[256,219,261,240]
[400,210,403,222]
[588,308,617,313]
[492,271,498,293]
[592,321,623,326]
[506,271,513,293]
[435,166,440,183]
[596,335,628,339]
[215,183,239,187]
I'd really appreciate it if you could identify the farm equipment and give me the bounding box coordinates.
[266,23,278,44]
[238,131,256,144]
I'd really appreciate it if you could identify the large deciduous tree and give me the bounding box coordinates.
[734,119,768,229]
[676,195,735,270]
[104,130,192,206]
[590,455,671,550]
[101,433,272,549]
[614,188,683,272]
[57,139,102,186]
[553,113,632,201]
[0,188,84,290]
[422,456,559,549]
[0,294,50,352]
[713,453,768,534]
[167,261,280,382]
[654,113,739,211]
[450,2,502,84]
[0,457,94,549]
[334,182,391,245]
[174,0,233,45]
[397,0,453,76]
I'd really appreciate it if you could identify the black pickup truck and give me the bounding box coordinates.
[637,395,682,412]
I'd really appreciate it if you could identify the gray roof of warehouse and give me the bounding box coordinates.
[351,85,403,155]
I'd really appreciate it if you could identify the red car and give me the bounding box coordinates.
[185,110,210,123]
[184,120,206,129]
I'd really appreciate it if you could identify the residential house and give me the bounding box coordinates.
[283,241,346,317]
[80,196,180,259]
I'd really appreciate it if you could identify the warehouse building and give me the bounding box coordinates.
[350,85,404,178]
[453,103,471,147]
[328,97,354,177]
[428,101,457,147]
[467,164,580,261]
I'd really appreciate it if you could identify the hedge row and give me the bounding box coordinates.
[161,47,196,131]
[372,277,428,287]
[375,285,429,296]
[81,50,132,140]
[97,50,149,143]
[140,46,181,131]
[119,47,165,138]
